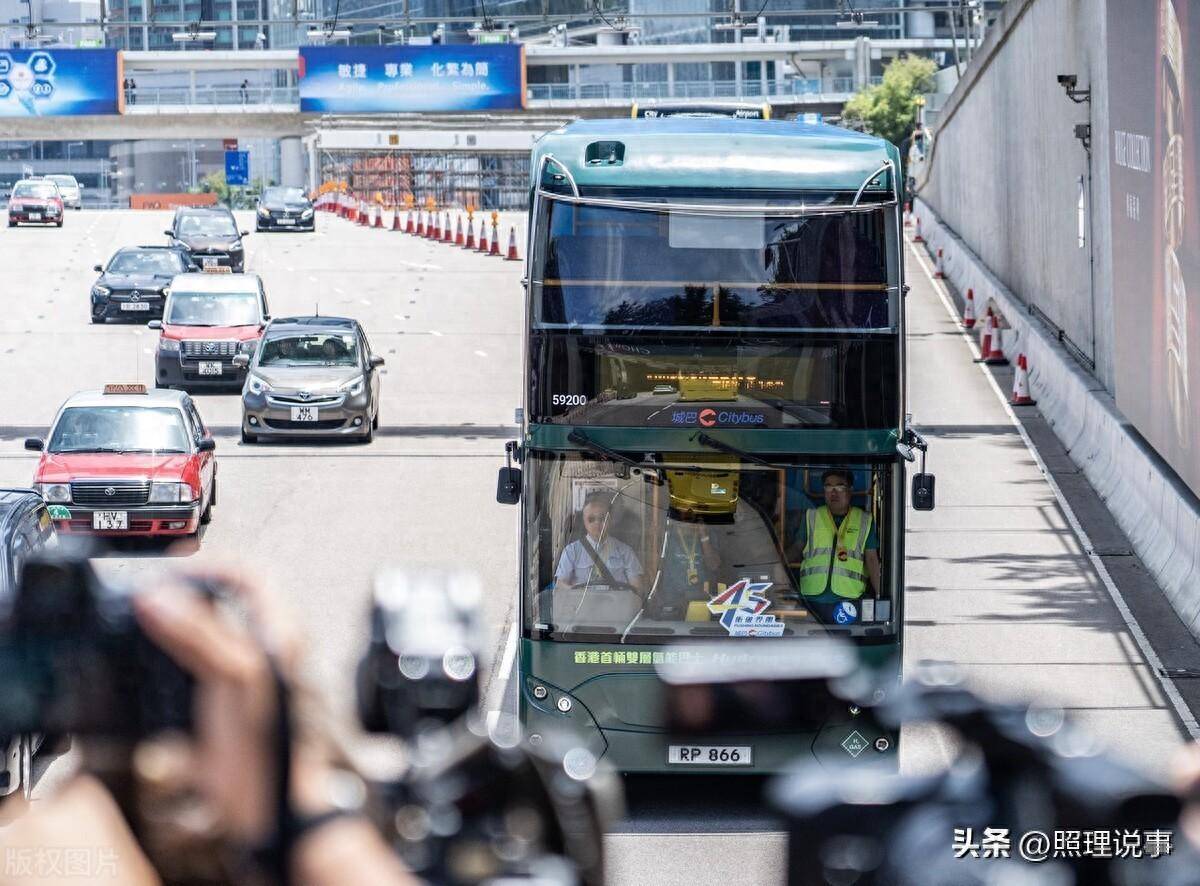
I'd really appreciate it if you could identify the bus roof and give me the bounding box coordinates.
[531,117,900,195]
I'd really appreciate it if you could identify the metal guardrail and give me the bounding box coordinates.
[125,85,300,108]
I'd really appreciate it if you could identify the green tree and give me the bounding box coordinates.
[196,170,229,205]
[841,54,937,150]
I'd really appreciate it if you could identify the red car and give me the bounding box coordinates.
[25,384,217,537]
[149,271,271,390]
[8,178,64,227]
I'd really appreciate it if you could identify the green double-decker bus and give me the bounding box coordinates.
[498,117,931,773]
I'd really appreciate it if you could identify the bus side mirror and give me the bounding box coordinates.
[911,473,935,511]
[497,467,522,505]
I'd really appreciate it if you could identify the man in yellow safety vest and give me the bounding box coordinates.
[788,468,881,624]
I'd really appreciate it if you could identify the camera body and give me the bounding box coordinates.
[0,552,195,740]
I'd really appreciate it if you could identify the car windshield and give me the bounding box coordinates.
[263,187,307,203]
[48,406,190,454]
[178,214,237,238]
[46,176,77,190]
[258,332,359,367]
[107,251,185,276]
[535,200,895,332]
[524,451,894,643]
[13,182,57,199]
[166,291,260,326]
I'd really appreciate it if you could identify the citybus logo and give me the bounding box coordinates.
[670,408,766,427]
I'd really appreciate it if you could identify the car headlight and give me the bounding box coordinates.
[257,206,270,217]
[159,338,180,353]
[230,243,244,253]
[34,483,70,503]
[247,374,271,395]
[301,208,313,218]
[92,285,111,297]
[238,340,257,355]
[149,481,192,503]
[338,375,365,397]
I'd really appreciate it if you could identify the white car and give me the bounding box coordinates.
[45,174,82,210]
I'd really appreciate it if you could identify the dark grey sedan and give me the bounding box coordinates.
[235,316,384,444]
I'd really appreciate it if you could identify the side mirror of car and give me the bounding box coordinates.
[147,319,162,330]
[23,438,43,452]
[231,353,250,369]
[163,229,174,237]
[240,230,250,237]
[369,355,385,368]
[93,264,102,272]
[496,467,522,505]
[911,473,936,511]
[197,439,216,453]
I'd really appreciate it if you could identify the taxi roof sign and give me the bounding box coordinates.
[103,383,148,395]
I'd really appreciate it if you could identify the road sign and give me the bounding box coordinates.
[225,150,249,186]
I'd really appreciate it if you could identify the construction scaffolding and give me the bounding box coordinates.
[317,148,531,211]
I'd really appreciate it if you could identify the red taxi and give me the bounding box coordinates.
[25,384,217,537]
[148,271,271,390]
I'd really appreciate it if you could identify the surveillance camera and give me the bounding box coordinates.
[1057,74,1077,88]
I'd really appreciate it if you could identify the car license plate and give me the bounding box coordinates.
[28,212,41,221]
[667,745,752,766]
[290,406,319,422]
[198,361,223,375]
[93,511,128,530]
[202,257,219,268]
[120,302,151,312]
[277,218,295,225]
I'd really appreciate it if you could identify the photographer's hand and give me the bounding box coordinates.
[134,568,415,885]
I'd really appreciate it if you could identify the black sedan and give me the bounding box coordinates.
[90,245,195,324]
[255,187,315,232]
[166,207,247,273]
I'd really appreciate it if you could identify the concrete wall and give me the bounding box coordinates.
[916,0,1116,391]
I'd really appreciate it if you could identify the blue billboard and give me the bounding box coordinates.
[0,49,119,116]
[298,45,525,114]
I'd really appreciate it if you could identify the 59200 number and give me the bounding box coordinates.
[552,394,587,407]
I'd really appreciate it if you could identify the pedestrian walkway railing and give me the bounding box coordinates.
[125,85,300,108]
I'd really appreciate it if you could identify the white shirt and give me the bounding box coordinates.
[555,536,643,588]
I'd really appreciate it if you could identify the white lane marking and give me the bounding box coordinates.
[475,350,487,358]
[485,621,518,742]
[286,266,294,272]
[397,260,441,271]
[308,275,318,283]
[911,238,1200,740]
[334,288,345,295]
[360,299,371,305]
[430,330,442,337]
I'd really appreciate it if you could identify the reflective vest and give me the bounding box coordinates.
[798,506,872,599]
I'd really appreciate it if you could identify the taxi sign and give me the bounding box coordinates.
[103,383,148,395]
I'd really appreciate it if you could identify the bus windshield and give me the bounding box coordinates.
[534,200,894,332]
[523,451,896,643]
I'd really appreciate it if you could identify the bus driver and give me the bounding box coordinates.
[554,491,644,592]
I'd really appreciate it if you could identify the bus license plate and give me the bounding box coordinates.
[668,745,752,766]
[290,406,319,422]
[93,511,128,530]
[198,361,222,375]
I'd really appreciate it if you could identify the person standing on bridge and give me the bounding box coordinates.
[240,79,249,104]
[788,468,880,624]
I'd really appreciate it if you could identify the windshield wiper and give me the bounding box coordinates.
[695,432,783,468]
[567,429,643,469]
[54,447,126,454]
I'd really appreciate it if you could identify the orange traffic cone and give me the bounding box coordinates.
[977,308,995,359]
[391,208,403,231]
[934,248,945,278]
[903,202,912,227]
[358,202,368,226]
[443,212,453,243]
[489,221,501,256]
[464,218,476,250]
[478,223,489,254]
[1011,354,1037,405]
[374,206,383,229]
[415,212,425,237]
[962,287,976,329]
[454,216,464,246]
[404,211,414,234]
[431,214,442,241]
[504,226,519,261]
[977,310,1009,365]
[913,216,924,243]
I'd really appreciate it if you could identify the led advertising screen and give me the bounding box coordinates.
[0,49,120,116]
[299,45,524,114]
[1108,0,1200,493]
